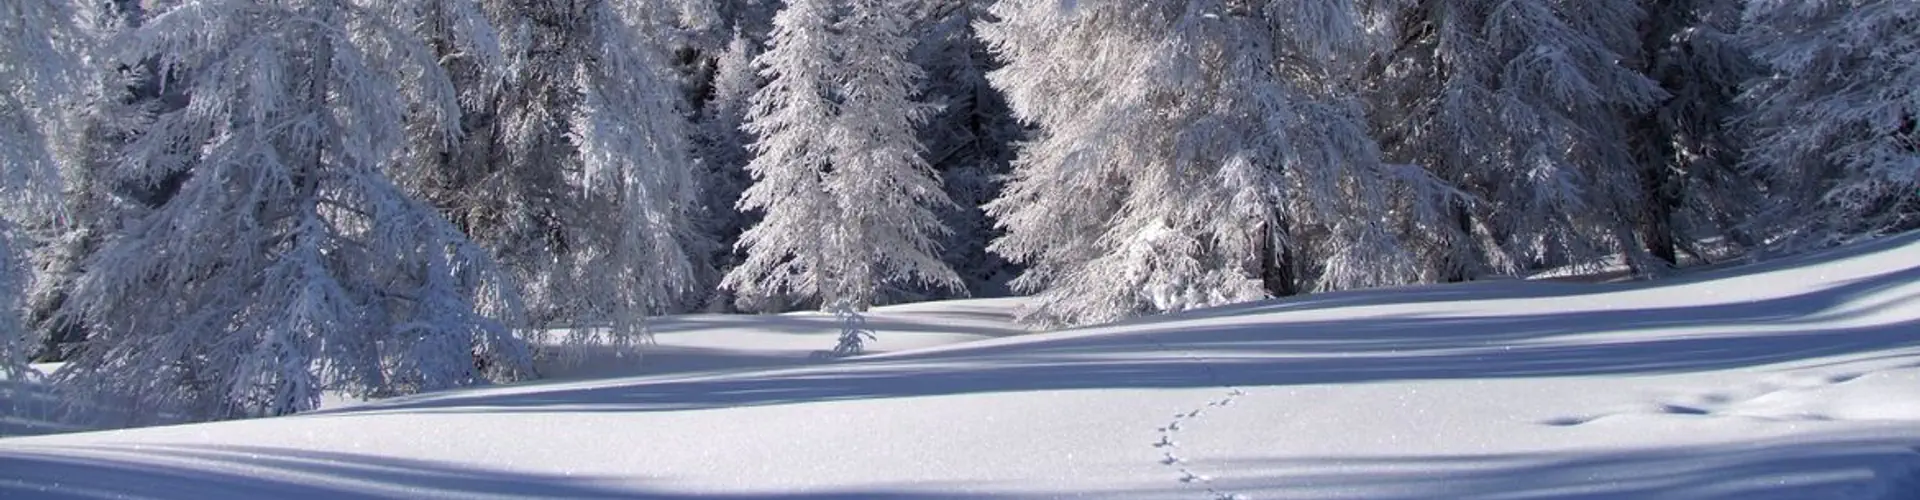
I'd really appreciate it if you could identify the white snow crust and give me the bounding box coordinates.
[4,236,1919,499]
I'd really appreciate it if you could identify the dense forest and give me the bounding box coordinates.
[0,0,1913,424]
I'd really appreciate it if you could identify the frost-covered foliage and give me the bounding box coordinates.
[1740,0,1920,246]
[0,0,84,215]
[406,0,707,342]
[0,0,93,378]
[725,0,962,314]
[912,0,1021,297]
[403,0,579,330]
[17,1,157,364]
[54,0,531,424]
[1365,0,1667,279]
[7,0,1919,426]
[980,1,1442,327]
[565,0,708,334]
[723,0,842,312]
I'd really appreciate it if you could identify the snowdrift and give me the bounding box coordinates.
[3,235,1919,499]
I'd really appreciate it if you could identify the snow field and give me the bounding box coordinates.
[3,236,1920,499]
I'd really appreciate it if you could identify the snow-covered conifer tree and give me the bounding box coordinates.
[724,0,837,314]
[981,1,1438,326]
[405,0,707,344]
[1740,0,1920,246]
[1364,0,1666,278]
[826,0,964,307]
[569,0,708,329]
[0,0,92,377]
[55,0,531,424]
[725,0,962,332]
[404,0,579,329]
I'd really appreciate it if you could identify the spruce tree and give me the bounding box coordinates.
[726,0,961,349]
[1363,0,1666,279]
[1740,0,1920,246]
[407,0,707,344]
[980,1,1439,326]
[55,0,530,423]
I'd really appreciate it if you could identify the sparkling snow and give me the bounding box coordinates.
[4,236,1919,499]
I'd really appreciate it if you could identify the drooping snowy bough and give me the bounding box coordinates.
[0,0,92,379]
[55,0,532,424]
[1740,0,1920,247]
[980,1,1451,327]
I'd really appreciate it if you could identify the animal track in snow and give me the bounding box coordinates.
[1146,343,1253,500]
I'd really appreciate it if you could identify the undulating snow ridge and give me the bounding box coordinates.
[1542,364,1920,428]
[3,235,1920,499]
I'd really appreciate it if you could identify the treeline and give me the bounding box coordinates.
[0,0,1912,425]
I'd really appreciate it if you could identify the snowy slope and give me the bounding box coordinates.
[524,297,1030,382]
[4,236,1920,499]
[1,298,1031,435]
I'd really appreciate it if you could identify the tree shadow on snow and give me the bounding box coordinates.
[0,443,1020,499]
[330,235,1920,415]
[1209,434,1920,499]
[645,311,1022,338]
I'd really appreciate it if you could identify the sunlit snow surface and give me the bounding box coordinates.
[5,235,1920,499]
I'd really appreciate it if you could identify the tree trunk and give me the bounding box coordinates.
[1629,0,1685,270]
[1638,162,1680,266]
[1445,201,1477,282]
[1258,217,1299,297]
